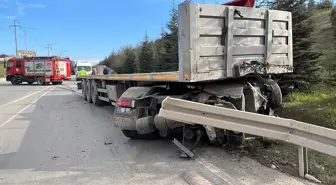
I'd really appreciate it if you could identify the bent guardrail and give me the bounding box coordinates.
[158,97,336,178]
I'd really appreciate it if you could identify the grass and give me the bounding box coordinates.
[280,88,336,129]
[0,64,4,77]
[247,88,336,185]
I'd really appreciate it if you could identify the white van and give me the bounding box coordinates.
[76,61,92,75]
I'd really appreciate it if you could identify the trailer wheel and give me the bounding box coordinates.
[138,132,160,140]
[227,131,245,146]
[121,130,158,140]
[265,79,282,109]
[86,80,92,103]
[82,79,87,101]
[122,130,140,139]
[91,80,103,106]
[36,77,44,85]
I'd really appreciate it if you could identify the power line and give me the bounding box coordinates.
[9,20,21,57]
[23,27,35,52]
[59,50,68,57]
[46,44,56,56]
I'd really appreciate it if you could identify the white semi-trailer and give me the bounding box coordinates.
[77,1,293,145]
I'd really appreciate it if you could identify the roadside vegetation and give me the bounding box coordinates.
[246,88,336,185]
[99,0,336,184]
[247,1,336,184]
[0,65,4,77]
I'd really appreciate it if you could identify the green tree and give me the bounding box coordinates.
[329,8,336,86]
[275,0,322,89]
[123,47,137,73]
[139,33,154,73]
[308,0,315,11]
[99,50,124,73]
[316,0,333,9]
[161,7,179,71]
[154,28,170,72]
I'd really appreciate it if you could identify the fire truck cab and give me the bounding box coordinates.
[5,56,72,85]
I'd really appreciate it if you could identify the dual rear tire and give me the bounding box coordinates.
[82,79,103,106]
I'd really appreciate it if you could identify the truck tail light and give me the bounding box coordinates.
[117,99,135,108]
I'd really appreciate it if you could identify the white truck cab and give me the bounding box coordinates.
[76,61,92,76]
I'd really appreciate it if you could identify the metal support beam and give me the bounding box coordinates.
[298,146,308,177]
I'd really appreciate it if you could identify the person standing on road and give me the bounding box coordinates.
[92,67,97,75]
[78,67,87,76]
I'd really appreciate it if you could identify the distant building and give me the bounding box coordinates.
[0,54,14,64]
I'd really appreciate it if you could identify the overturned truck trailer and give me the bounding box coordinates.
[77,1,293,145]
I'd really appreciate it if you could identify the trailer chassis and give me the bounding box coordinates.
[77,74,282,146]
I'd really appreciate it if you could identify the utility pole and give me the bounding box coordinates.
[60,50,68,57]
[9,20,21,57]
[23,27,34,52]
[46,44,56,56]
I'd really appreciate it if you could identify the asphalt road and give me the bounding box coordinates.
[0,79,315,185]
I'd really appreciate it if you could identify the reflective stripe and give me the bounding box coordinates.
[78,70,87,76]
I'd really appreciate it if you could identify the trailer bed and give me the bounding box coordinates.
[77,71,180,82]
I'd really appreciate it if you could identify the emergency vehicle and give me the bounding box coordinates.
[5,56,71,85]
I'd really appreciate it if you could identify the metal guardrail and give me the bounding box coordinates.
[158,97,336,178]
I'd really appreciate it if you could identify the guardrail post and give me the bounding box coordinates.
[298,146,308,177]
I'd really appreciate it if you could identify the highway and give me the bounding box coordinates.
[0,79,315,185]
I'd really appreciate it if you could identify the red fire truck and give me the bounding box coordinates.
[5,56,72,85]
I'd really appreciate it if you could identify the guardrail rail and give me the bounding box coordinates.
[158,97,336,178]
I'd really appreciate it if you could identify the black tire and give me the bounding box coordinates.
[121,130,159,140]
[227,131,245,146]
[36,77,44,85]
[58,81,63,85]
[122,130,140,139]
[11,77,19,85]
[138,132,160,140]
[86,80,92,103]
[81,79,87,101]
[91,80,103,106]
[266,79,282,109]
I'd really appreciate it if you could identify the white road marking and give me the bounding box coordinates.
[0,87,54,128]
[0,86,51,109]
[195,157,243,185]
[76,92,83,97]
